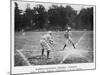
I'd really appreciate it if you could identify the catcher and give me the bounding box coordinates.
[40,31,54,59]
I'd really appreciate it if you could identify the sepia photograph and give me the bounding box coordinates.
[11,0,96,74]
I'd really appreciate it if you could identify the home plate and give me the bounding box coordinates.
[60,47,89,64]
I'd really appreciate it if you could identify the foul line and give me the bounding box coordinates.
[75,32,86,47]
[17,50,31,66]
[60,32,86,64]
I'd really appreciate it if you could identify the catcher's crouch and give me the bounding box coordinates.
[40,31,54,59]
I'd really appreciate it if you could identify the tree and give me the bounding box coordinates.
[14,2,22,31]
[33,4,48,30]
[75,7,93,30]
[64,6,77,28]
[23,4,35,31]
[48,5,66,30]
[48,5,77,30]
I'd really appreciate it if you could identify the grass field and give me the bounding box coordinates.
[14,31,94,66]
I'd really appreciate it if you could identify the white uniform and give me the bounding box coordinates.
[40,33,53,51]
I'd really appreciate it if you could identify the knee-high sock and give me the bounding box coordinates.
[63,44,67,50]
[41,48,44,56]
[69,40,75,48]
[47,50,50,58]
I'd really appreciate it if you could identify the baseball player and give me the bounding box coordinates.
[40,31,54,59]
[63,27,76,50]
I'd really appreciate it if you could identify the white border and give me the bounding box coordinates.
[11,0,96,74]
[12,63,95,74]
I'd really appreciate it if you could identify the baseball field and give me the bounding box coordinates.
[14,31,94,66]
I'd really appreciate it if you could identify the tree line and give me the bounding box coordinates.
[14,2,93,32]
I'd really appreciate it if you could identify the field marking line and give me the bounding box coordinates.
[17,50,31,66]
[60,32,86,64]
[75,32,86,47]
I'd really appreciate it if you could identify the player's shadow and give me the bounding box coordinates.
[28,55,47,60]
